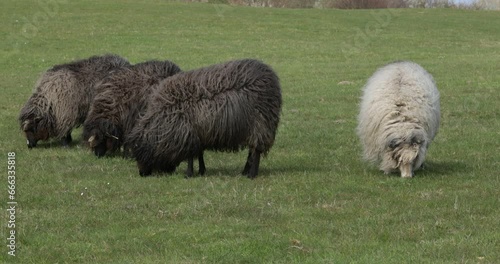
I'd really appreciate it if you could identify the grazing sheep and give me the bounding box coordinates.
[127,59,282,178]
[83,60,182,157]
[357,61,440,178]
[19,54,130,148]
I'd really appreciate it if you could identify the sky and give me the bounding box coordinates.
[454,0,500,9]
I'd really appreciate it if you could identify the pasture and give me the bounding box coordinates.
[1,0,499,263]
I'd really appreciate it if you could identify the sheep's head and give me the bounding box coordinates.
[382,129,428,178]
[21,118,49,149]
[86,127,121,157]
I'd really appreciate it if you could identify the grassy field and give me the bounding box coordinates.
[1,1,499,263]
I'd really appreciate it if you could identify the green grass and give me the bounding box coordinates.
[1,1,500,263]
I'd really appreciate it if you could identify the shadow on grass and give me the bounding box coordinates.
[181,162,328,179]
[360,160,468,179]
[417,160,469,177]
[27,138,83,149]
[33,139,138,160]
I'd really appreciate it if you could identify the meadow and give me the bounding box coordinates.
[1,0,499,263]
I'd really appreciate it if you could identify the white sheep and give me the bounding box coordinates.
[357,61,440,178]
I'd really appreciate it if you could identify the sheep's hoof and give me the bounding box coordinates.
[139,169,152,177]
[246,174,257,180]
[61,134,72,147]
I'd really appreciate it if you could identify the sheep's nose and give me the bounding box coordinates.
[27,140,37,149]
[399,163,413,178]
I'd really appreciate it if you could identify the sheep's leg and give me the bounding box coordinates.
[61,131,72,147]
[242,151,252,176]
[186,157,194,178]
[247,150,261,179]
[159,164,176,174]
[187,149,205,178]
[242,149,261,178]
[138,162,153,177]
[198,150,206,176]
[93,142,107,158]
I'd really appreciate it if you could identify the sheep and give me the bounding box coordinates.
[19,54,130,148]
[82,60,182,157]
[357,61,440,178]
[127,59,282,178]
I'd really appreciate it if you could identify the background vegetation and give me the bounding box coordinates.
[1,0,499,263]
[185,0,499,9]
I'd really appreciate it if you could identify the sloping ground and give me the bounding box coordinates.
[1,1,499,263]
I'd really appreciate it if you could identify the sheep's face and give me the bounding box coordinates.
[87,129,117,157]
[22,119,49,149]
[382,130,428,178]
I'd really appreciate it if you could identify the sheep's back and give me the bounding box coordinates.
[357,61,440,161]
[93,70,156,132]
[151,59,281,152]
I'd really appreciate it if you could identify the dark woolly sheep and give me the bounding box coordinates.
[127,59,282,178]
[19,54,130,148]
[82,60,182,157]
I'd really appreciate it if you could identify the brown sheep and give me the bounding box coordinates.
[83,60,181,157]
[19,54,130,148]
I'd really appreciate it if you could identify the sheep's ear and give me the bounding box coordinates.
[22,120,31,131]
[88,135,96,147]
[390,111,401,117]
[411,135,424,145]
[389,138,400,149]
